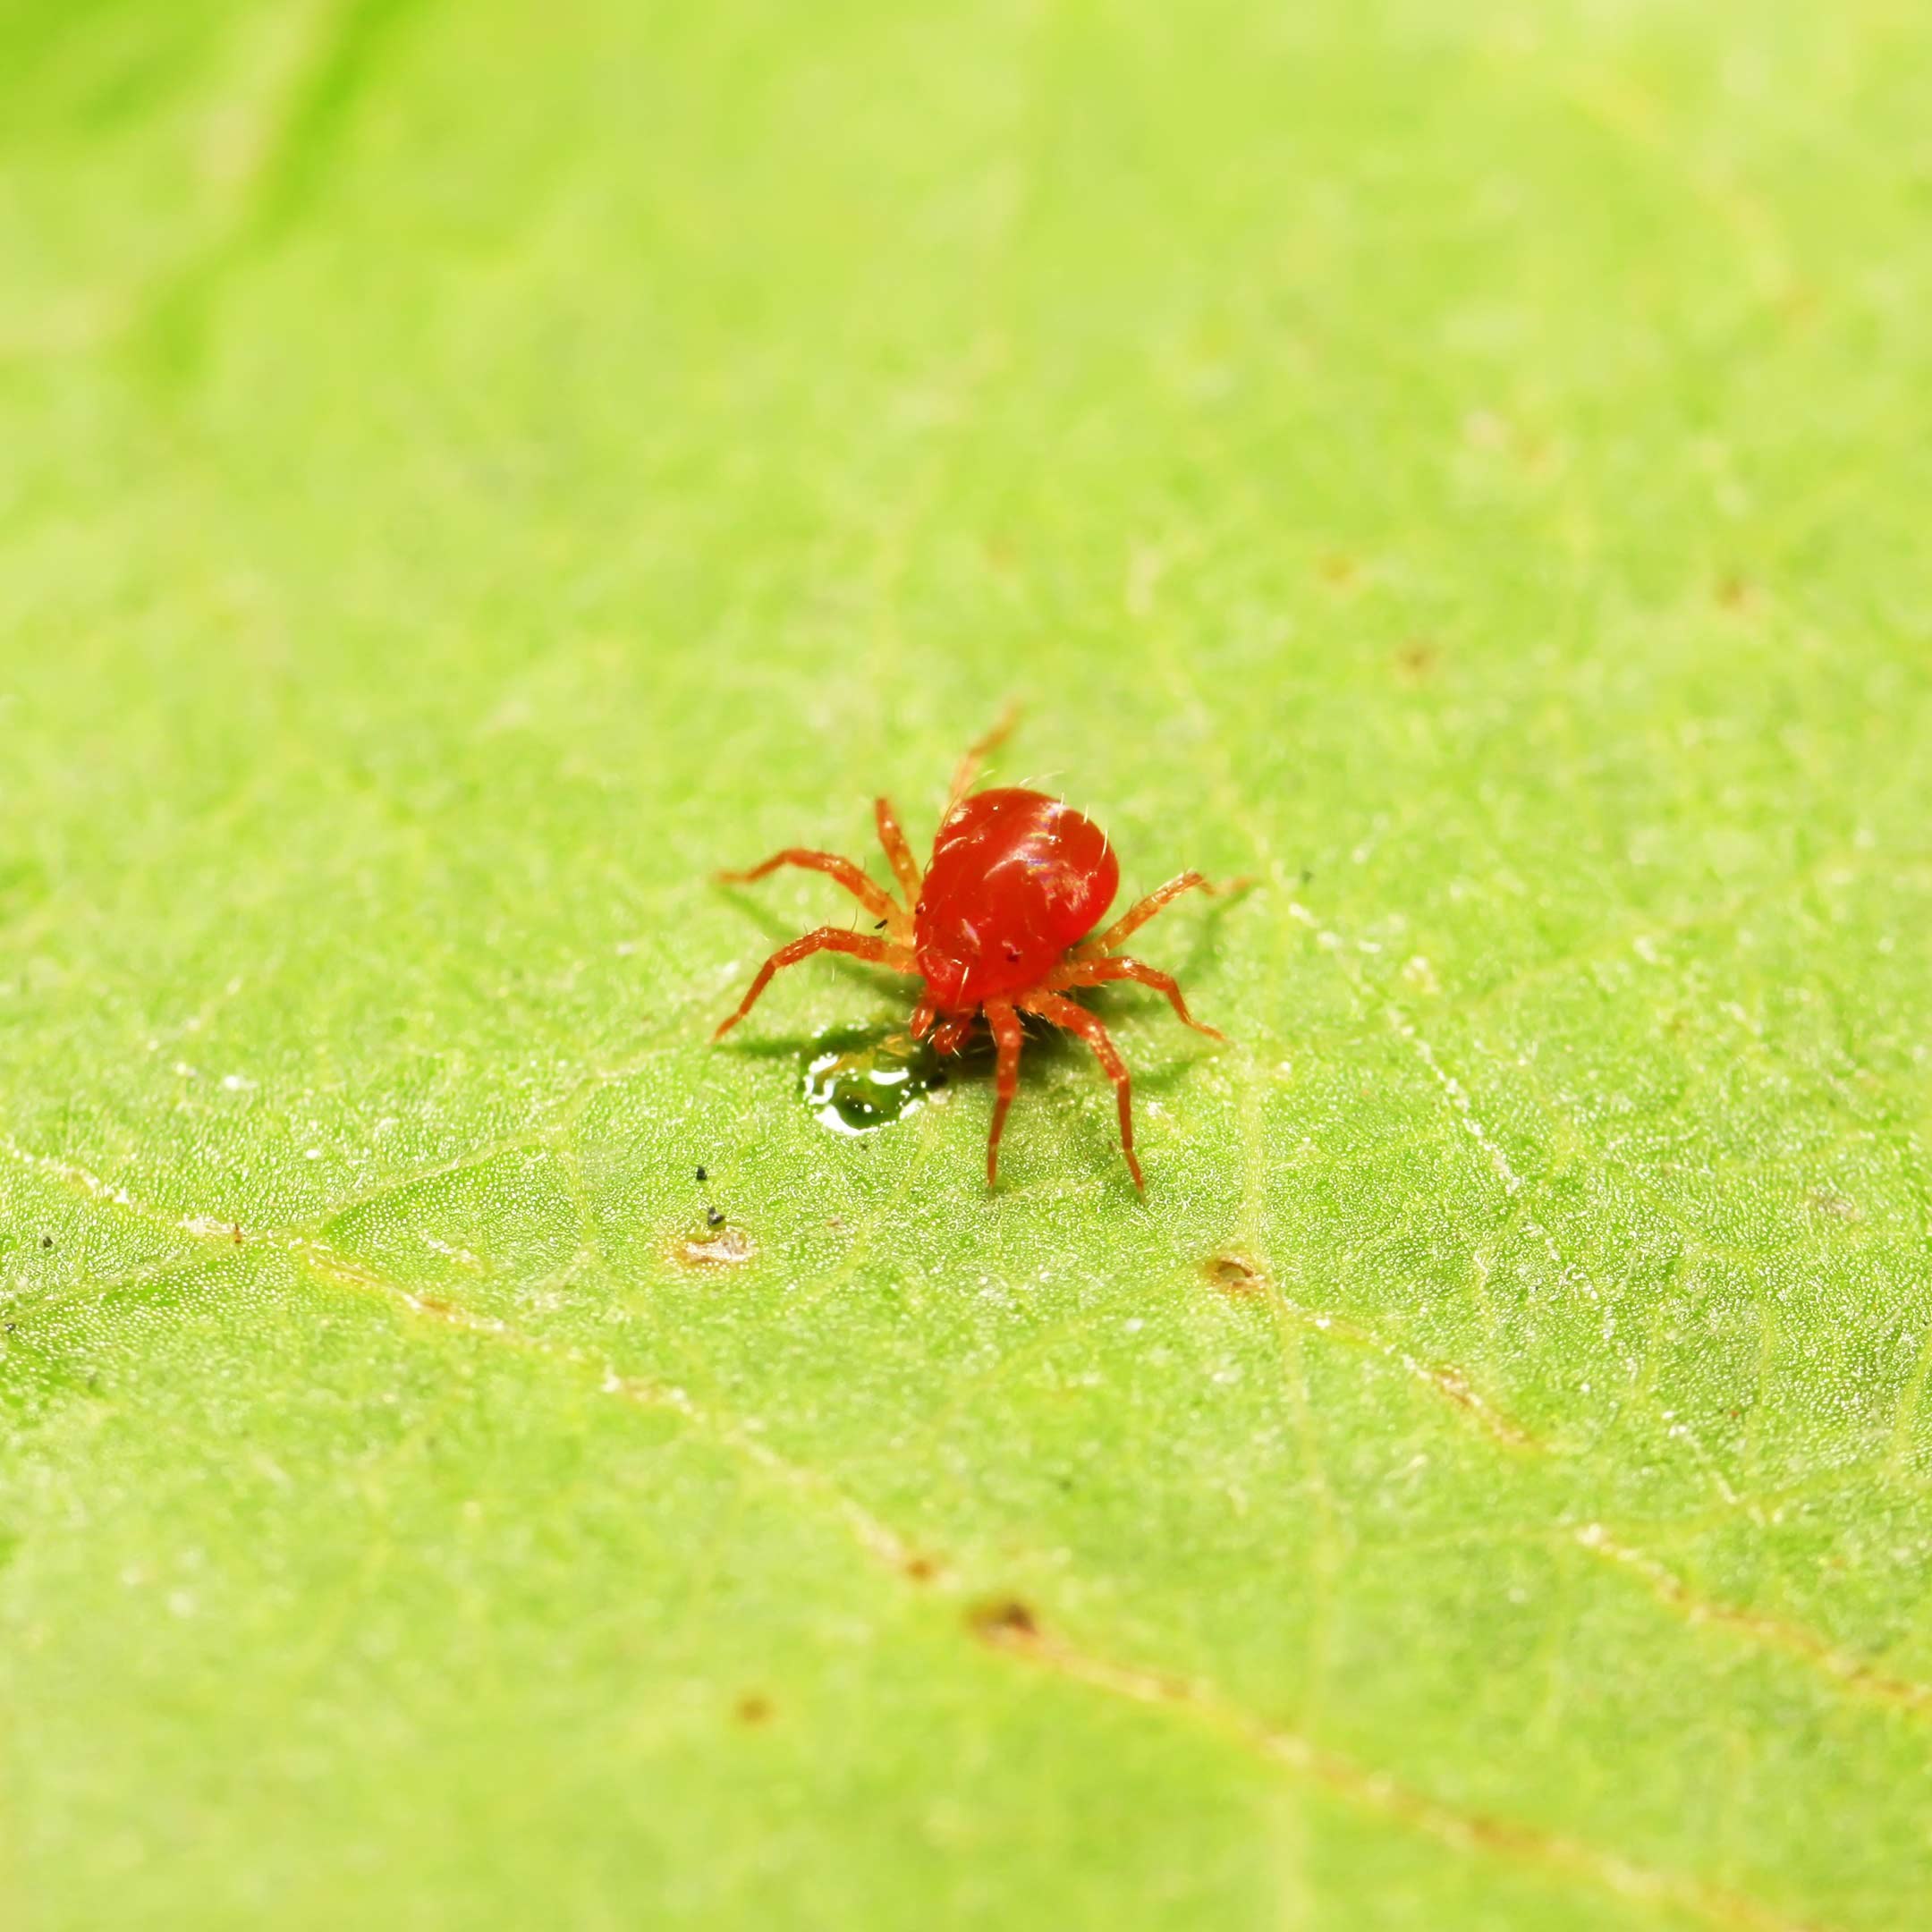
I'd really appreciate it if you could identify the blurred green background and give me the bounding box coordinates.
[3,2,1930,1927]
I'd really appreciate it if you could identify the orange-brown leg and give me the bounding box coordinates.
[984,997,1023,1188]
[715,928,915,1039]
[946,703,1021,815]
[1083,869,1251,955]
[716,847,911,940]
[873,798,923,904]
[1053,955,1225,1039]
[1022,989,1144,1191]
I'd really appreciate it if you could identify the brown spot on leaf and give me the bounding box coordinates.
[733,1692,774,1726]
[969,1597,1041,1646]
[1394,639,1438,682]
[903,1555,938,1584]
[1417,1360,1543,1452]
[1202,1252,1266,1298]
[1317,552,1363,593]
[1424,1361,1480,1415]
[674,1224,757,1268]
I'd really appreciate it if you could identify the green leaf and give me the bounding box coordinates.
[4,2,1929,1927]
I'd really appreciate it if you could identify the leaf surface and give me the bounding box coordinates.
[3,3,1930,1927]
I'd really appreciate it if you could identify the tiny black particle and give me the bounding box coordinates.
[706,1207,725,1229]
[695,1165,708,1183]
[873,919,888,930]
[4,1322,13,1333]
[929,1072,947,1088]
[40,1236,52,1250]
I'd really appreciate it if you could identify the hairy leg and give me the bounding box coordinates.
[873,797,923,904]
[984,997,1024,1188]
[1022,989,1144,1191]
[945,703,1021,815]
[1053,955,1225,1039]
[716,848,911,940]
[1082,869,1251,955]
[931,1015,974,1056]
[714,928,915,1038]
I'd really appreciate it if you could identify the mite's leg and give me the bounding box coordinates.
[1082,869,1251,956]
[945,703,1021,815]
[1054,955,1226,1040]
[984,997,1024,1189]
[931,1015,973,1056]
[714,928,915,1039]
[1023,990,1144,1191]
[716,849,911,941]
[873,798,923,904]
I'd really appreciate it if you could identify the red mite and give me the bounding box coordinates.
[714,715,1247,1190]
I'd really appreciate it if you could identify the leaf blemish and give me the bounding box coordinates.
[1202,1252,1266,1297]
[674,1224,756,1268]
[1394,640,1438,682]
[733,1692,775,1726]
[968,1597,1041,1647]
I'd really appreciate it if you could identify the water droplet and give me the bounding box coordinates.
[803,1028,946,1137]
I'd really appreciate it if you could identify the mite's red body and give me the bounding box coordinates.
[714,716,1242,1189]
[915,790,1117,1012]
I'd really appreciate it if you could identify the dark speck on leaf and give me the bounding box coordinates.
[39,1236,52,1250]
[873,919,888,930]
[733,1692,774,1726]
[706,1207,725,1229]
[969,1597,1041,1644]
[695,1165,707,1183]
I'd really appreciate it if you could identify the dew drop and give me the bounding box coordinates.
[802,1028,947,1137]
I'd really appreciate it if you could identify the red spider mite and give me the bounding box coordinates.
[713,712,1248,1190]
